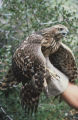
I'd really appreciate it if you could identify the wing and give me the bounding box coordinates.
[49,43,78,82]
[12,34,46,114]
[0,67,18,90]
[20,57,46,114]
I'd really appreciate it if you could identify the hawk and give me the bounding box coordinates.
[0,24,77,114]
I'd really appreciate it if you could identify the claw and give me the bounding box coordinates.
[46,68,60,80]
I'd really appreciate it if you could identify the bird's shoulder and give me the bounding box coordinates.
[60,43,75,58]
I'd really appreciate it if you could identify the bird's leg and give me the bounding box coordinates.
[43,78,48,88]
[46,68,60,80]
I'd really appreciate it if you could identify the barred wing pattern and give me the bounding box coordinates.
[49,43,78,83]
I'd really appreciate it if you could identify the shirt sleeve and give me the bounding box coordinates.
[43,65,69,97]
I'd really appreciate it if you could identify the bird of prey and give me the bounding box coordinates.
[0,24,77,114]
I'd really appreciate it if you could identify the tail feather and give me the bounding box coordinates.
[21,82,42,114]
[0,67,18,90]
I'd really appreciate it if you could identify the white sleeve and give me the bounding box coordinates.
[44,73,69,97]
[44,57,69,97]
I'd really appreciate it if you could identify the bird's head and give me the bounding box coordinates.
[52,24,69,39]
[41,24,69,40]
[41,24,69,56]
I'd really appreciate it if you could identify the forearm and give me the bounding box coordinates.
[61,82,78,110]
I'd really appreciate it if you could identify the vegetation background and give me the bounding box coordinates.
[0,0,78,120]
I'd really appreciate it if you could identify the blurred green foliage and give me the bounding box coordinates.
[0,0,78,120]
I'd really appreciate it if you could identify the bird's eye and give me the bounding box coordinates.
[59,28,63,31]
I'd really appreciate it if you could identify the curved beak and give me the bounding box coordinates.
[61,29,69,37]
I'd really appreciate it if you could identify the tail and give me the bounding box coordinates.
[21,83,40,114]
[0,67,18,90]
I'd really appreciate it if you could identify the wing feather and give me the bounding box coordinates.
[49,43,78,82]
[12,34,46,113]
